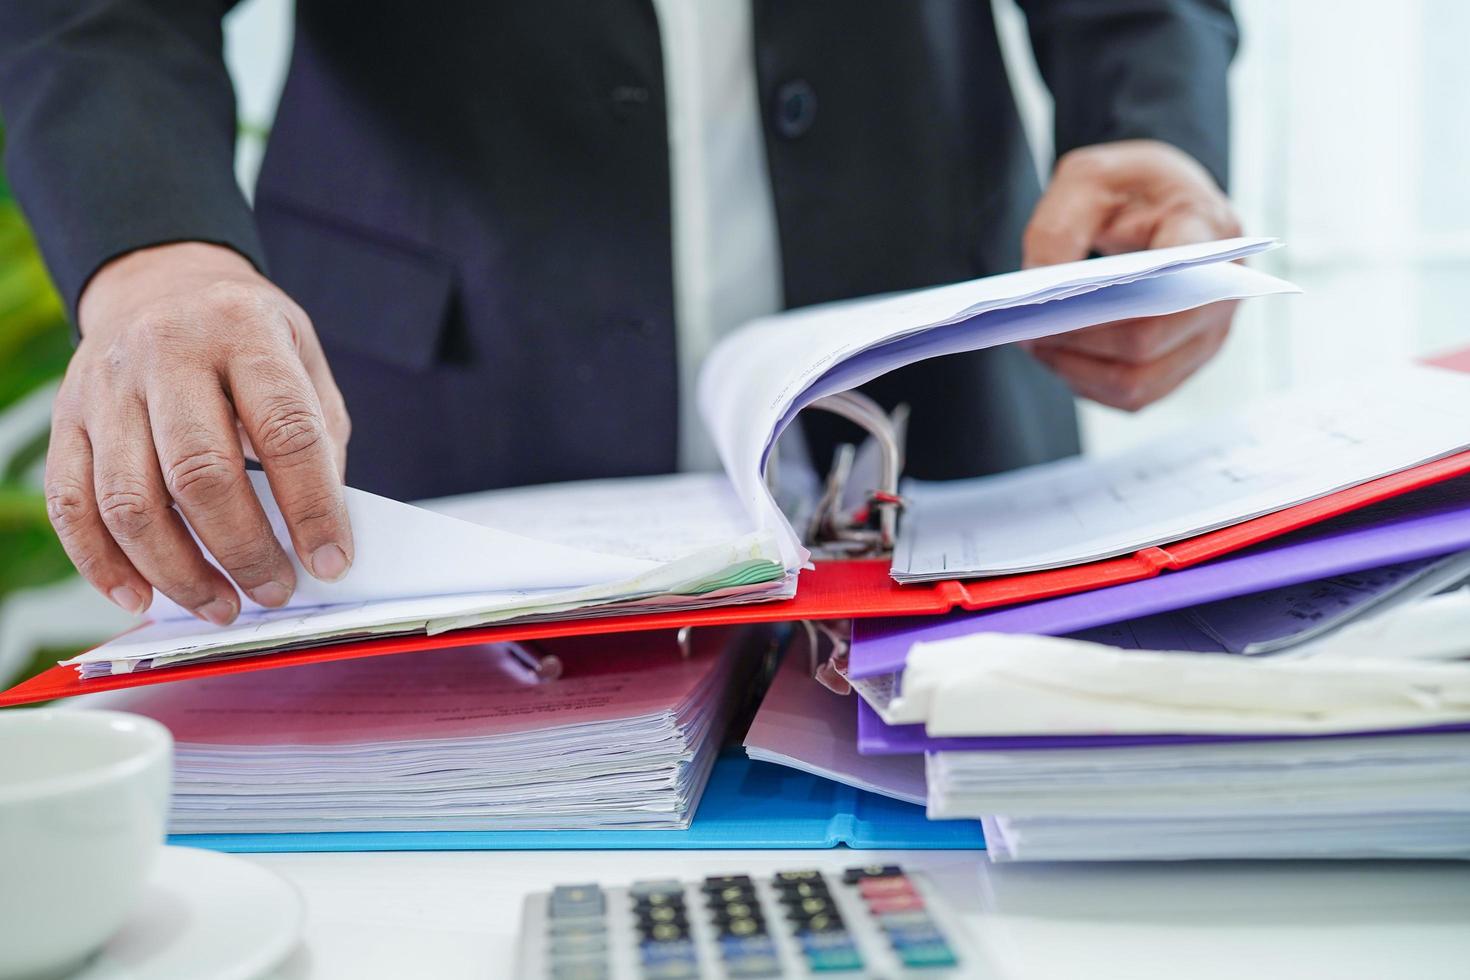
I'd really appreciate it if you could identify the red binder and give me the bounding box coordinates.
[5,348,1470,707]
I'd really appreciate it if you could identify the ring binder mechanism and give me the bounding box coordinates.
[796,392,908,559]
[800,619,854,696]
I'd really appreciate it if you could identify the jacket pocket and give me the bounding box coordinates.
[256,199,455,373]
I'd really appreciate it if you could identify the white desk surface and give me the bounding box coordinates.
[253,849,1470,980]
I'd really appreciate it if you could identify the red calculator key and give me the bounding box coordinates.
[864,893,926,915]
[857,877,917,899]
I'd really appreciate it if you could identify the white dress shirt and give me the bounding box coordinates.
[651,0,785,472]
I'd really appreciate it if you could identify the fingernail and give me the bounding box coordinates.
[195,598,237,627]
[310,543,350,582]
[109,586,144,615]
[249,580,292,608]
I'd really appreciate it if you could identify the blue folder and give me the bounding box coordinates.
[170,754,985,853]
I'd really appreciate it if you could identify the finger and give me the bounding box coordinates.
[1022,160,1125,268]
[44,415,152,616]
[227,344,354,582]
[149,376,297,608]
[1029,306,1218,365]
[1032,315,1232,412]
[1150,207,1227,249]
[295,323,351,479]
[87,392,241,625]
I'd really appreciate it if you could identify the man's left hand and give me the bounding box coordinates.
[1020,139,1243,412]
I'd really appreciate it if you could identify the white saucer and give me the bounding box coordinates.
[72,845,303,980]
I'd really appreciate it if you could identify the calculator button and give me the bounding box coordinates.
[799,932,855,952]
[547,919,608,938]
[775,870,825,883]
[857,876,917,899]
[708,897,760,916]
[638,905,688,925]
[780,895,836,918]
[547,933,607,957]
[638,922,692,943]
[701,874,754,892]
[806,946,865,972]
[708,883,758,904]
[719,936,778,958]
[723,955,782,978]
[897,942,959,969]
[773,880,830,900]
[635,893,687,910]
[716,916,767,938]
[842,864,903,884]
[549,959,610,980]
[864,892,926,914]
[550,885,606,919]
[791,912,846,934]
[639,939,698,964]
[639,961,700,980]
[888,925,948,948]
[875,910,934,931]
[630,880,685,898]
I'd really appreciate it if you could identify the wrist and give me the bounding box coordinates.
[77,242,265,338]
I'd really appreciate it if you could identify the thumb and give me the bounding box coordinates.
[1150,209,1222,249]
[1022,165,1123,268]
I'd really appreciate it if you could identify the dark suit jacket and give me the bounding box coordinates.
[0,1,1236,501]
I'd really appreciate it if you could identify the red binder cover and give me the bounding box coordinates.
[5,349,1469,707]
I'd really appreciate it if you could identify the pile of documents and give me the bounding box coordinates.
[62,236,1292,677]
[853,583,1470,861]
[80,628,760,834]
[932,730,1470,862]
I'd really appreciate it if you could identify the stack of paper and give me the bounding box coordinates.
[78,628,761,834]
[899,611,1470,861]
[931,734,1470,861]
[65,237,1293,677]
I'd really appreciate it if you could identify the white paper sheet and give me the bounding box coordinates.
[150,471,660,620]
[889,632,1470,735]
[893,363,1470,580]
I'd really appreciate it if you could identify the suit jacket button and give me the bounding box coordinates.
[774,79,817,138]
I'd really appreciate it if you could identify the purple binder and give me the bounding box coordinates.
[850,476,1470,754]
[850,476,1470,681]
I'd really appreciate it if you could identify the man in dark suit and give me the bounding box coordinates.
[0,1,1241,626]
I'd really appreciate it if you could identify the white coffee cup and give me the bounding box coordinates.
[0,709,172,980]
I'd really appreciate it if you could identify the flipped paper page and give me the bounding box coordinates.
[700,237,1289,571]
[892,363,1470,581]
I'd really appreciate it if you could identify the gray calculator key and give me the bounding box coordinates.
[549,960,609,980]
[548,933,608,957]
[548,919,608,938]
[724,955,781,978]
[630,879,685,898]
[639,962,701,980]
[550,885,606,919]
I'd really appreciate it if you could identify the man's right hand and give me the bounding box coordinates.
[47,242,354,625]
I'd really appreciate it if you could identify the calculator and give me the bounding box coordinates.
[515,864,975,978]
